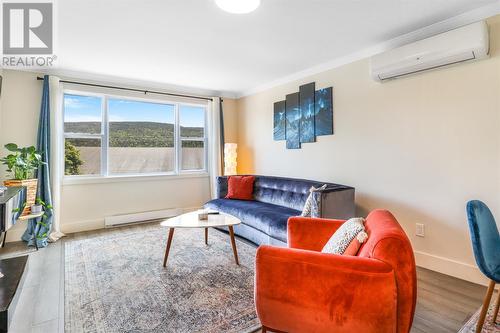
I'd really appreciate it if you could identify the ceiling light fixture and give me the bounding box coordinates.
[215,0,260,14]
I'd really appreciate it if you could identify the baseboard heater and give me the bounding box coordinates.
[104,208,184,227]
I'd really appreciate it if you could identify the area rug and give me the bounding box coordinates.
[458,296,499,333]
[65,223,261,333]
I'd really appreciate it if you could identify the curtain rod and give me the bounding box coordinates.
[36,76,214,101]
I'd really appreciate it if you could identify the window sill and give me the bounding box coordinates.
[62,172,209,186]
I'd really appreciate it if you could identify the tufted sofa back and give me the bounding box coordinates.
[216,175,353,212]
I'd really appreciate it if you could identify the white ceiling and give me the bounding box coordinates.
[54,0,500,97]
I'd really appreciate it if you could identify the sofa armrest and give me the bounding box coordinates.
[287,216,345,251]
[319,187,355,219]
[215,176,228,199]
[255,246,397,333]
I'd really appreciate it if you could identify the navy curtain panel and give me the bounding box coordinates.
[22,75,53,248]
[219,98,225,174]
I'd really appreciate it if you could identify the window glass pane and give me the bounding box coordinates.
[65,138,101,176]
[108,99,175,174]
[64,94,102,134]
[179,105,205,138]
[181,140,204,170]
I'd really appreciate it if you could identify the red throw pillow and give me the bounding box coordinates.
[343,238,362,256]
[225,176,255,200]
[343,231,368,256]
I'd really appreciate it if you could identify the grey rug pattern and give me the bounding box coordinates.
[65,223,260,333]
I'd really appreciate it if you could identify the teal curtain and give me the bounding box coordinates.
[22,75,53,248]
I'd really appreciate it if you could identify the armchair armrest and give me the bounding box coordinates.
[287,216,345,251]
[255,246,397,333]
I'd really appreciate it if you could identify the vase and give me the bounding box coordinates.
[3,179,38,216]
[30,204,43,214]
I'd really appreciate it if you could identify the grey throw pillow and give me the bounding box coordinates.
[321,218,366,254]
[301,184,327,218]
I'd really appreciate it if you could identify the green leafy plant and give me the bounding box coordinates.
[11,203,26,214]
[34,198,52,240]
[35,197,52,210]
[0,143,45,180]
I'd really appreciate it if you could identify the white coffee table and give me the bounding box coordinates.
[160,210,241,268]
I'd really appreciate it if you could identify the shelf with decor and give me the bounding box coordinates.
[1,143,46,251]
[17,211,44,221]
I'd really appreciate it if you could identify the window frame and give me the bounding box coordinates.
[62,89,209,181]
[178,103,209,173]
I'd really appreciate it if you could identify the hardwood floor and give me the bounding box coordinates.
[0,240,64,333]
[0,225,491,333]
[412,267,487,333]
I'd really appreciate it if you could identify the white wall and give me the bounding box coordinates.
[0,70,42,241]
[60,176,209,233]
[223,98,238,144]
[0,70,239,240]
[235,15,500,285]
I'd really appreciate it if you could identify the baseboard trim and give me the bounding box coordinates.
[61,207,200,235]
[61,218,104,234]
[414,250,497,288]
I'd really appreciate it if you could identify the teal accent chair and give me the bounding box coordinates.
[466,200,500,332]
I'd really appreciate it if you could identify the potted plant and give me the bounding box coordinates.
[31,198,44,214]
[12,197,52,245]
[1,143,44,216]
[33,197,51,242]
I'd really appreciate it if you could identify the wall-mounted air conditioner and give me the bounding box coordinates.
[370,21,489,82]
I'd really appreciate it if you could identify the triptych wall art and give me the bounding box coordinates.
[273,82,333,149]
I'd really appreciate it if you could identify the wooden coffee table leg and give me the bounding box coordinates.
[163,228,175,267]
[228,226,239,265]
[205,228,208,245]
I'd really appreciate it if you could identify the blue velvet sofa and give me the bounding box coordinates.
[204,175,355,246]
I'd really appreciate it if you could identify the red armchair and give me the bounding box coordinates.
[255,210,417,333]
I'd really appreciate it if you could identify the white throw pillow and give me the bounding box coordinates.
[301,184,327,217]
[321,218,366,254]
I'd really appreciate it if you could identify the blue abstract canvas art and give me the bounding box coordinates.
[276,82,333,149]
[273,100,286,141]
[299,82,315,143]
[285,92,300,149]
[315,87,333,136]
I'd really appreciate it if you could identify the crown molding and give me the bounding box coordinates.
[11,67,239,99]
[236,1,500,98]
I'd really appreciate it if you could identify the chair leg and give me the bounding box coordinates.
[477,280,496,332]
[493,289,500,323]
[261,327,267,333]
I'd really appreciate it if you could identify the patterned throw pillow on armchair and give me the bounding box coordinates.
[321,217,368,255]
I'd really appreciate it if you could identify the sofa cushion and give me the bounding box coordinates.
[225,175,255,200]
[205,198,300,242]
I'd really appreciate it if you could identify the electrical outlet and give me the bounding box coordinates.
[416,223,425,237]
